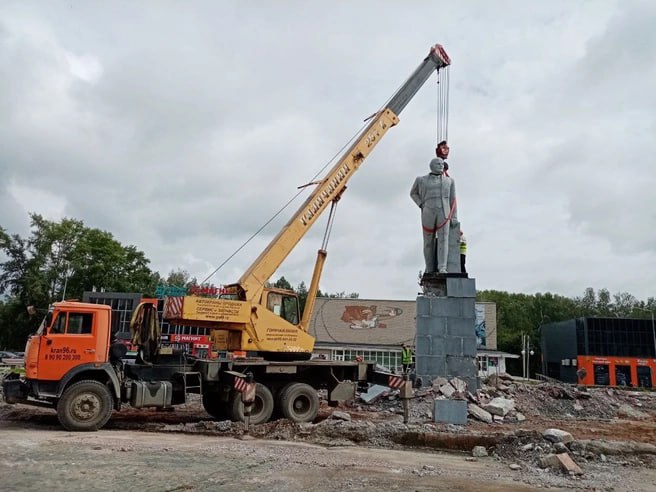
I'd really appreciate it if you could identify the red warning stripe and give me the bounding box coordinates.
[388,375,404,389]
[233,377,247,393]
[163,296,184,318]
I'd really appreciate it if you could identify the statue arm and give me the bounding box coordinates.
[410,178,422,208]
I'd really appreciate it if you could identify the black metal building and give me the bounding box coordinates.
[541,317,656,388]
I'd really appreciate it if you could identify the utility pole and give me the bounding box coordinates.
[521,334,534,381]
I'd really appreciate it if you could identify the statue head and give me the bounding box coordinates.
[435,140,449,159]
[429,158,444,174]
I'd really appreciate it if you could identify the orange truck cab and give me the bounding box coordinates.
[23,302,112,383]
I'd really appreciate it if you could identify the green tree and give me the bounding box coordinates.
[0,214,159,348]
[272,276,293,291]
[596,288,612,316]
[296,281,309,315]
[0,298,34,350]
[612,292,638,318]
[578,287,597,314]
[165,269,197,289]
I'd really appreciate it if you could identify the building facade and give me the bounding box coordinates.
[308,298,515,376]
[541,317,656,388]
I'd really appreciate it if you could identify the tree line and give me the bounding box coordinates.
[1,215,654,364]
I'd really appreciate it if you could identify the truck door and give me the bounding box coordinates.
[38,309,102,381]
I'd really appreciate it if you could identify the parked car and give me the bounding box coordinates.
[0,351,19,359]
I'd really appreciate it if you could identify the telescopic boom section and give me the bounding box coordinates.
[233,44,451,302]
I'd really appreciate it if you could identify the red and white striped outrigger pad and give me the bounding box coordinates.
[163,296,183,319]
[233,377,248,393]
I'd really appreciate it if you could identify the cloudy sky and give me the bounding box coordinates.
[1,1,654,301]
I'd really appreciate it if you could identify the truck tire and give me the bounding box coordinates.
[228,383,274,425]
[202,392,229,420]
[279,382,319,423]
[56,380,114,432]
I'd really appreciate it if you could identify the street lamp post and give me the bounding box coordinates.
[520,334,535,381]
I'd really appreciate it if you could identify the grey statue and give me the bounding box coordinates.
[410,157,458,274]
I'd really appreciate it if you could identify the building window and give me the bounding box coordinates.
[328,348,403,373]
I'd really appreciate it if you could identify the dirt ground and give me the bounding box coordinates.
[0,424,540,492]
[2,398,656,491]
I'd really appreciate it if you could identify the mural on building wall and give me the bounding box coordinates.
[475,304,487,347]
[341,305,403,330]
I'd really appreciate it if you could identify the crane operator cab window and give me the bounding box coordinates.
[266,292,300,325]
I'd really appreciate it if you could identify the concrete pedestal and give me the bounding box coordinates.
[415,276,479,392]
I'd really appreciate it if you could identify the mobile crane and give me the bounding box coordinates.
[163,43,452,358]
[3,43,451,431]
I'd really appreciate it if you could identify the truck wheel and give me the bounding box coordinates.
[229,383,274,425]
[202,392,229,420]
[56,380,114,432]
[279,382,319,423]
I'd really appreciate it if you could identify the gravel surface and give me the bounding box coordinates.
[3,423,656,491]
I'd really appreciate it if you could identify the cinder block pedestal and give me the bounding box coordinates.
[416,277,479,392]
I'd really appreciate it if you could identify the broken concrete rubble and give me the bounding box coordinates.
[356,373,656,461]
[472,445,488,457]
[360,385,389,404]
[331,411,351,421]
[539,453,583,475]
[432,376,449,390]
[553,442,569,454]
[543,428,574,444]
[438,383,456,398]
[482,396,515,416]
[449,377,467,393]
[467,404,493,424]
